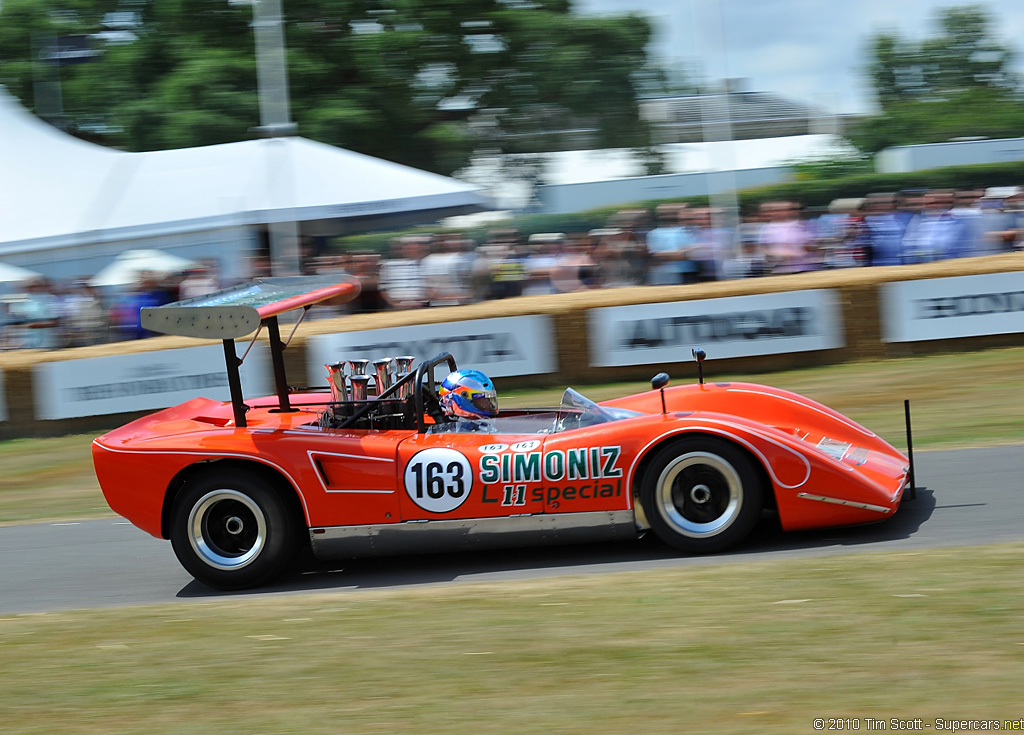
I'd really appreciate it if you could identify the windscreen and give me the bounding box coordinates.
[557,387,643,430]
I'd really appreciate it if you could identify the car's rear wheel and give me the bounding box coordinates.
[170,467,300,590]
[640,437,763,553]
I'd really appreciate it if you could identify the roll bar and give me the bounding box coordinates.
[414,352,458,432]
[334,352,458,432]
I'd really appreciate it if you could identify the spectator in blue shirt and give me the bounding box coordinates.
[902,191,968,262]
[863,193,908,266]
[123,272,171,339]
[645,203,697,285]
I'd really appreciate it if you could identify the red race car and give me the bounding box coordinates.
[93,276,913,589]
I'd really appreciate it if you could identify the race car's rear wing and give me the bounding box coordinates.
[141,275,361,427]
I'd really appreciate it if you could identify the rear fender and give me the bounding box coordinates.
[160,457,308,540]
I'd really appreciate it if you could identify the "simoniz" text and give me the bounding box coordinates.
[480,446,623,484]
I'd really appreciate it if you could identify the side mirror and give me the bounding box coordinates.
[651,372,669,414]
[692,347,706,386]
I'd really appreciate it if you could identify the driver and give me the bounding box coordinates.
[431,369,498,433]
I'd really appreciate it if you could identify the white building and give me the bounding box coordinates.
[876,136,1024,174]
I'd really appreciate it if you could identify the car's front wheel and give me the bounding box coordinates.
[640,437,763,553]
[170,467,301,590]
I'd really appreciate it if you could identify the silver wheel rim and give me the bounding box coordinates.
[188,489,267,571]
[654,451,742,538]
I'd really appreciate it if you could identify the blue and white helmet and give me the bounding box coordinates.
[438,370,498,419]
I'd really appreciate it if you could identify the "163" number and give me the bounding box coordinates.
[403,448,473,513]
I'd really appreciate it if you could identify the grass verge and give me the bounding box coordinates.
[2,543,1023,734]
[3,345,1024,526]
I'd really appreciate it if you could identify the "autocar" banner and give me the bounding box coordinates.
[588,289,844,366]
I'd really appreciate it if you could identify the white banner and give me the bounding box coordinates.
[306,315,557,384]
[34,344,271,420]
[589,289,844,367]
[882,271,1024,342]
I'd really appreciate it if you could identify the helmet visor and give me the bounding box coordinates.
[469,392,498,416]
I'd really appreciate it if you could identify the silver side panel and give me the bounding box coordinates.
[796,492,893,514]
[309,510,639,560]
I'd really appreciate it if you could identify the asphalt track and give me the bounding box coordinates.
[2,444,1021,615]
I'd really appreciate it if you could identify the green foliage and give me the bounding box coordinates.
[149,49,258,148]
[0,0,660,177]
[867,4,1016,106]
[734,159,1024,213]
[847,89,1024,154]
[856,3,1023,153]
[788,152,874,182]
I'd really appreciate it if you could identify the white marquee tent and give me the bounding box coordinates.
[0,261,41,284]
[0,86,491,281]
[88,249,199,287]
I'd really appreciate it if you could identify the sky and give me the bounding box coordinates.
[573,0,1024,115]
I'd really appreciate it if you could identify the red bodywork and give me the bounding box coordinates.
[93,380,909,543]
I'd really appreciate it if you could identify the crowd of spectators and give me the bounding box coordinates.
[3,186,1023,350]
[309,184,1023,312]
[0,263,220,351]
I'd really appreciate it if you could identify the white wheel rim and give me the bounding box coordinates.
[188,489,268,571]
[655,451,743,538]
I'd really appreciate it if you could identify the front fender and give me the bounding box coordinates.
[625,410,907,533]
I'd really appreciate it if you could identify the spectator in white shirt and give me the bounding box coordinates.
[423,234,477,306]
[379,236,430,309]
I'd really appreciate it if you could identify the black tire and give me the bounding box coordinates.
[640,437,763,554]
[169,467,301,590]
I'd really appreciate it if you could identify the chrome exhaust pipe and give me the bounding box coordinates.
[346,358,369,377]
[325,363,348,403]
[395,356,415,375]
[373,358,393,396]
[397,373,413,399]
[394,357,415,400]
[349,374,370,401]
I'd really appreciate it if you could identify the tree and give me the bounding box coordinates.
[865,4,1017,107]
[0,0,661,178]
[850,4,1023,153]
[924,5,1017,94]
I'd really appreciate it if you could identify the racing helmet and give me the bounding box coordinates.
[438,370,498,419]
